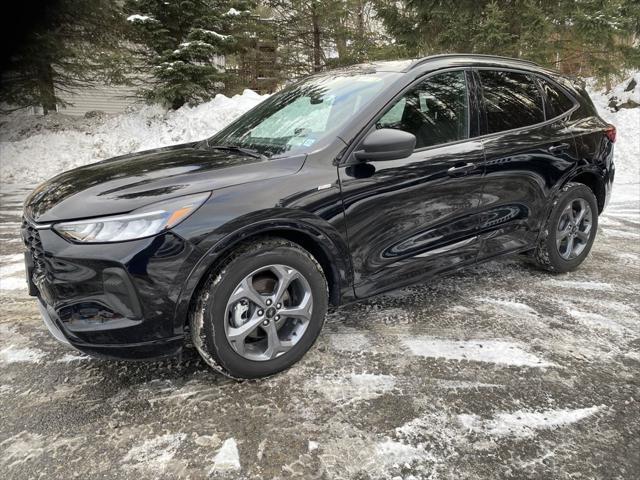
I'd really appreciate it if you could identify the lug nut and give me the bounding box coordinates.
[276,303,282,309]
[266,299,272,306]
[262,319,270,326]
[275,315,280,321]
[258,309,264,316]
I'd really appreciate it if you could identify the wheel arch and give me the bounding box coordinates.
[175,217,353,331]
[565,169,606,214]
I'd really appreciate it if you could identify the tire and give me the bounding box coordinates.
[533,182,599,273]
[190,237,328,379]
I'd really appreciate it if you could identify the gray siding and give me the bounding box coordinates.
[56,84,141,116]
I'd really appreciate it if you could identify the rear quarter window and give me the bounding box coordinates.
[538,77,575,119]
[479,70,545,134]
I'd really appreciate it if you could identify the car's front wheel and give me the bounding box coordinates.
[534,182,599,273]
[190,237,328,379]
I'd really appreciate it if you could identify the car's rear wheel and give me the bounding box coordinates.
[190,237,328,379]
[533,182,598,273]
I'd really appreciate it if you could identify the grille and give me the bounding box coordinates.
[21,217,47,277]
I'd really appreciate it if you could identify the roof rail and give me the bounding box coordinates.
[408,53,540,70]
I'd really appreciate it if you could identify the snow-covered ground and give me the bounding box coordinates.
[0,77,638,479]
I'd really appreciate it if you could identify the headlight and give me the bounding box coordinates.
[53,192,210,243]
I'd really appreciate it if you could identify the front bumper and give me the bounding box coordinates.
[37,298,71,346]
[23,219,200,360]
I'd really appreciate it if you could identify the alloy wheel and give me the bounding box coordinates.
[224,264,313,361]
[556,198,593,260]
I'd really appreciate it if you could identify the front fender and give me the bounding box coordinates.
[173,209,353,330]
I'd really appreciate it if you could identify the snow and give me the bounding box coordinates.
[209,438,241,473]
[193,29,230,40]
[55,353,90,363]
[0,89,268,184]
[225,8,242,16]
[401,337,556,367]
[306,373,397,403]
[375,439,430,465]
[0,277,27,292]
[458,406,603,438]
[481,298,539,318]
[567,309,627,334]
[0,262,24,276]
[0,346,45,364]
[126,14,155,23]
[542,279,613,291]
[122,433,186,472]
[329,332,370,352]
[602,72,640,109]
[588,77,640,206]
[0,254,24,263]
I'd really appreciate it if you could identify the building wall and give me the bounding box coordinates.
[55,83,141,116]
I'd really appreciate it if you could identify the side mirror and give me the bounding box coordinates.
[353,128,416,162]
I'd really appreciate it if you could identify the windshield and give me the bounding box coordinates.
[207,71,401,157]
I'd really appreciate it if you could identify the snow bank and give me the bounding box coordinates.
[0,89,267,184]
[600,72,640,110]
[589,82,640,204]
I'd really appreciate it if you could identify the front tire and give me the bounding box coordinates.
[190,238,328,379]
[533,182,598,273]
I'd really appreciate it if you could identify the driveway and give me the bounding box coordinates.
[1,182,638,479]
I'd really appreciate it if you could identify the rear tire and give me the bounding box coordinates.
[533,182,598,273]
[190,237,328,379]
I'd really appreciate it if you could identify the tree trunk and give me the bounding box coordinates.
[311,4,322,72]
[355,0,365,60]
[335,35,347,63]
[37,62,57,114]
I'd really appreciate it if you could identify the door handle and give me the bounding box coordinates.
[548,143,570,154]
[447,162,475,176]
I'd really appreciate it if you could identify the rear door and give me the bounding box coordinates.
[338,69,486,298]
[475,69,579,260]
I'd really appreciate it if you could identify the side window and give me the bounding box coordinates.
[538,77,575,119]
[479,70,544,133]
[377,71,469,149]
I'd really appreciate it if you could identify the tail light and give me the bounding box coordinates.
[604,125,616,143]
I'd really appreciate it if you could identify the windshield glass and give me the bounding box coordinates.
[207,71,400,157]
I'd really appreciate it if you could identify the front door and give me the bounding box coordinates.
[338,70,486,298]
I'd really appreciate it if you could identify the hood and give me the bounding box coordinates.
[25,143,306,223]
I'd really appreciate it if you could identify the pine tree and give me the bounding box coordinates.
[0,0,131,114]
[267,0,388,75]
[374,0,640,80]
[125,0,256,109]
[472,2,514,56]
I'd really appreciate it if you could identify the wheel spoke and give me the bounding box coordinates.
[263,321,282,359]
[271,265,300,304]
[228,276,266,309]
[280,292,312,322]
[556,234,567,250]
[575,200,588,224]
[226,313,263,353]
[576,230,589,242]
[565,236,575,258]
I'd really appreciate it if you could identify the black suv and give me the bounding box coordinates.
[22,54,615,378]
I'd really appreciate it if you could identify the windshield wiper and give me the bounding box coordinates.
[207,143,266,159]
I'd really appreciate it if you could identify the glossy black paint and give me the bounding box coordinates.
[22,54,614,360]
